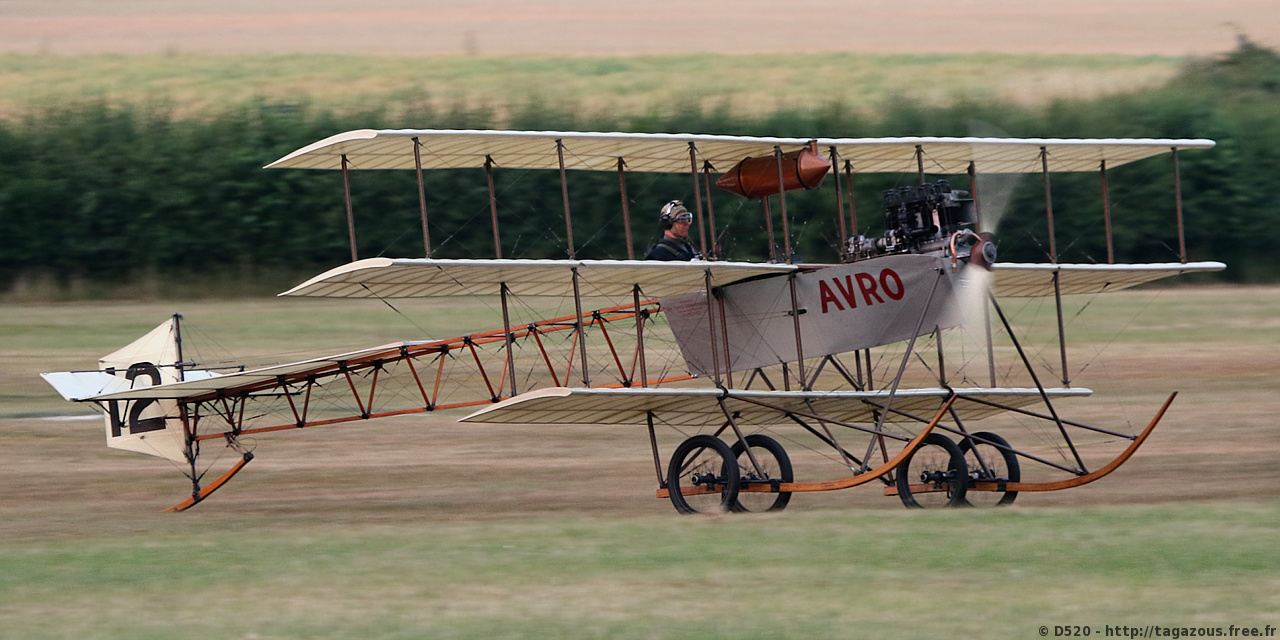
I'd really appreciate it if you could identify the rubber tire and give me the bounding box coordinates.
[729,434,794,513]
[668,435,740,514]
[895,433,968,508]
[958,431,1019,507]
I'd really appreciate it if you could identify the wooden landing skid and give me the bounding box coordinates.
[657,395,956,498]
[886,392,1176,497]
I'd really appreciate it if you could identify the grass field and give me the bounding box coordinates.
[0,52,1182,121]
[1,286,1277,638]
[1,506,1276,639]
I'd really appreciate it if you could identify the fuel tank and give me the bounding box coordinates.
[715,142,832,199]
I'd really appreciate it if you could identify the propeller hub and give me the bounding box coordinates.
[971,232,997,271]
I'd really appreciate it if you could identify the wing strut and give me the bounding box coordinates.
[717,397,765,477]
[989,289,1087,473]
[645,411,666,488]
[870,400,1080,476]
[786,411,864,476]
[862,268,945,469]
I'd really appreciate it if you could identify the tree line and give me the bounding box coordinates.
[3,43,1278,297]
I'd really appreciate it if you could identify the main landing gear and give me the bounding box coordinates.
[667,434,792,515]
[893,432,1020,508]
[667,431,1018,514]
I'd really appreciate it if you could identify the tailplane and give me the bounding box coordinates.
[42,315,203,464]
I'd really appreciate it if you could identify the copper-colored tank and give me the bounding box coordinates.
[716,142,832,199]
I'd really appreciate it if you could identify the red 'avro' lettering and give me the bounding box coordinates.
[818,280,843,313]
[880,269,905,300]
[818,271,901,313]
[855,272,884,305]
[834,275,859,309]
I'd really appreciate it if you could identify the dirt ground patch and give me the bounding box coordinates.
[3,0,1276,57]
[2,287,1276,539]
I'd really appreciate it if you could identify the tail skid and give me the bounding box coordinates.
[165,452,255,512]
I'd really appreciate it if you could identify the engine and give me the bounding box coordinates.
[845,179,994,268]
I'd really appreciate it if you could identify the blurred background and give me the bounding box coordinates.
[2,0,1278,298]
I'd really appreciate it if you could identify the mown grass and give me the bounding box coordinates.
[0,51,1181,120]
[0,505,1277,639]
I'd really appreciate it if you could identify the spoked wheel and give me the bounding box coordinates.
[959,431,1020,507]
[668,435,740,514]
[895,433,968,508]
[729,434,793,513]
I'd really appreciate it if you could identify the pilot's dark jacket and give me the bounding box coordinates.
[644,236,698,261]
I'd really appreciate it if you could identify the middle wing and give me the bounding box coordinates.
[990,261,1225,297]
[461,386,1093,427]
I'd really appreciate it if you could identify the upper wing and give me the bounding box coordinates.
[989,261,1226,297]
[279,258,797,299]
[265,129,1215,175]
[460,386,1092,427]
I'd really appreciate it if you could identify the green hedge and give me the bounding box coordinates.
[3,44,1278,296]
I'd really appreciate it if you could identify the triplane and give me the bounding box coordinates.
[42,130,1224,513]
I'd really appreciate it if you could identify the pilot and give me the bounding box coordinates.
[644,200,701,261]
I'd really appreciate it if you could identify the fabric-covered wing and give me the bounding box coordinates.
[460,386,1092,427]
[989,261,1226,297]
[279,258,797,299]
[265,129,1215,175]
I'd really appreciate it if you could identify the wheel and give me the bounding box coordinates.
[895,433,968,508]
[729,434,793,513]
[958,431,1020,507]
[667,435,740,514]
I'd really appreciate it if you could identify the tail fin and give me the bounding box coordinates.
[42,317,191,463]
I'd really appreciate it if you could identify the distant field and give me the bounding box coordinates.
[0,52,1182,120]
[3,0,1271,57]
[1,286,1277,637]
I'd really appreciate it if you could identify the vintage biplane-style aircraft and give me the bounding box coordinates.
[42,129,1224,513]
